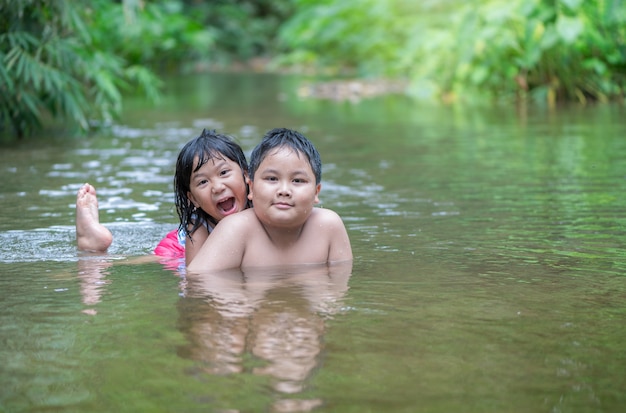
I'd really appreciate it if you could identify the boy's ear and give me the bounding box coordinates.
[314,183,321,204]
[247,179,254,201]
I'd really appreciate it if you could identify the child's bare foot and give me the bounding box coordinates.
[76,183,113,252]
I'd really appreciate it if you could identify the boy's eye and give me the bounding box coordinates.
[219,169,231,176]
[293,178,305,184]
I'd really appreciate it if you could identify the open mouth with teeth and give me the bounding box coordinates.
[217,197,237,215]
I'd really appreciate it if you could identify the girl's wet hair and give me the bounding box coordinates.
[249,128,322,184]
[174,129,250,242]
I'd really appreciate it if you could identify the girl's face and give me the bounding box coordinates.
[187,155,249,223]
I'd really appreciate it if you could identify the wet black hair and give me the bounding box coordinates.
[174,129,250,242]
[248,128,322,184]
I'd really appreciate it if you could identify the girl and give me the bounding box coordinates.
[76,129,251,265]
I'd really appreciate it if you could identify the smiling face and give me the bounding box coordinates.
[248,146,321,229]
[187,155,249,223]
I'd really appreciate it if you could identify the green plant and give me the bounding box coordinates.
[0,0,166,138]
[87,0,215,72]
[277,0,404,75]
[187,0,295,64]
[276,0,626,104]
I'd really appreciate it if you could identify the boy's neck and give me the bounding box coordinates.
[258,220,306,248]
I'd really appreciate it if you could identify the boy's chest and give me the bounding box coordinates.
[241,235,329,267]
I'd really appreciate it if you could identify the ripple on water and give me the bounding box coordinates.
[0,222,176,263]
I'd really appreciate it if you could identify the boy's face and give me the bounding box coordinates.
[187,155,249,222]
[248,146,321,229]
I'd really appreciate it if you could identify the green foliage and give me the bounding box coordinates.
[1,0,298,139]
[186,0,295,63]
[1,0,88,137]
[87,0,215,72]
[277,0,626,104]
[403,0,626,104]
[277,0,405,76]
[0,0,215,139]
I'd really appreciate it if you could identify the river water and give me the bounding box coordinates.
[0,73,625,413]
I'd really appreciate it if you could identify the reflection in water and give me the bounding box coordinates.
[75,254,184,315]
[77,255,113,314]
[178,264,352,412]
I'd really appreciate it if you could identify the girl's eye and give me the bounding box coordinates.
[265,176,278,182]
[198,179,208,186]
[220,169,231,176]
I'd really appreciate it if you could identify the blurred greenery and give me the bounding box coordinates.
[1,0,625,139]
[277,0,626,105]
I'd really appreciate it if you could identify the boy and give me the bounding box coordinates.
[187,128,352,273]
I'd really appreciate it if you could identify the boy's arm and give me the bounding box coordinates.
[186,214,248,273]
[184,225,209,266]
[325,210,353,264]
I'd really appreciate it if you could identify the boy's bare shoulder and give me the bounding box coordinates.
[310,207,345,226]
[216,208,261,229]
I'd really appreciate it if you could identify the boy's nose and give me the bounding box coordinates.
[277,182,291,196]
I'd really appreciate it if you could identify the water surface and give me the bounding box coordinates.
[0,73,625,413]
